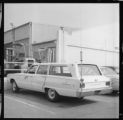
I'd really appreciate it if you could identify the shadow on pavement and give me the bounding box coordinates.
[100,93,119,97]
[5,89,99,108]
[56,96,98,108]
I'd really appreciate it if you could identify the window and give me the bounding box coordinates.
[78,64,101,76]
[27,60,35,67]
[49,66,61,75]
[37,65,48,75]
[6,48,14,62]
[49,65,72,77]
[100,67,117,75]
[63,67,70,74]
[27,65,38,74]
[115,67,119,74]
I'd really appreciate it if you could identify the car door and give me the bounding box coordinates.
[45,65,79,97]
[22,65,38,90]
[29,65,48,92]
[14,73,28,89]
[59,65,80,97]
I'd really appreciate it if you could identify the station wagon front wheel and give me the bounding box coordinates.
[46,88,59,102]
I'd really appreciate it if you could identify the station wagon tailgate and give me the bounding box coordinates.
[82,75,111,91]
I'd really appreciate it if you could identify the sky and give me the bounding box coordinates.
[4,3,119,31]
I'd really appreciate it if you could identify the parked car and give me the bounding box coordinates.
[103,66,119,74]
[99,66,119,93]
[7,63,112,102]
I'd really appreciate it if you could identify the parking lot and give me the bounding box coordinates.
[4,89,119,118]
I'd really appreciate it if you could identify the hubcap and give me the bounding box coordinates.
[48,89,55,99]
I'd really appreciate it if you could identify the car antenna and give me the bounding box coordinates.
[80,7,83,83]
[80,49,83,83]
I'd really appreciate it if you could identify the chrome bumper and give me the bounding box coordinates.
[76,87,112,98]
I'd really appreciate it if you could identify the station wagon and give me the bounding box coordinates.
[7,63,112,102]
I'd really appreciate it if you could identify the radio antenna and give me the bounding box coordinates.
[80,7,83,83]
[80,50,83,81]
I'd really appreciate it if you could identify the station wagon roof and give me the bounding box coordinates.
[33,63,74,66]
[33,63,98,66]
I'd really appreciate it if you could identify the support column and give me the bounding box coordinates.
[56,27,65,63]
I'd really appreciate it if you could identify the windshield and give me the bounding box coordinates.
[27,65,38,74]
[115,67,119,74]
[78,64,101,76]
[100,67,117,75]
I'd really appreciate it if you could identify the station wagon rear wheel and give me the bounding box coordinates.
[12,81,19,92]
[46,88,59,102]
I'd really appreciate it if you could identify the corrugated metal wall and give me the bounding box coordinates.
[4,23,31,61]
[32,23,59,44]
[4,23,30,44]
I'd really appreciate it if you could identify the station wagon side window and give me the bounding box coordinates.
[37,65,48,75]
[27,65,38,74]
[49,66,61,75]
[49,65,72,77]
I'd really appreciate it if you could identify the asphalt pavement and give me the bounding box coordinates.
[4,90,119,118]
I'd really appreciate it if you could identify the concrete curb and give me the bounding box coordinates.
[4,77,12,91]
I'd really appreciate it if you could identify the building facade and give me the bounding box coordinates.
[4,22,119,67]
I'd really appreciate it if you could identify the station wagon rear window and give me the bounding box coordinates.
[78,64,101,76]
[49,66,72,77]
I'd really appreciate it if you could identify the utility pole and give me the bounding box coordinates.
[60,26,65,63]
[10,23,15,61]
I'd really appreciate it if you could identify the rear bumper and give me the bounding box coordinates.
[76,87,112,98]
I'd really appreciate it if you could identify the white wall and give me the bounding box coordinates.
[65,46,119,66]
[64,22,119,51]
[63,22,119,67]
[80,22,119,52]
[65,46,106,65]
